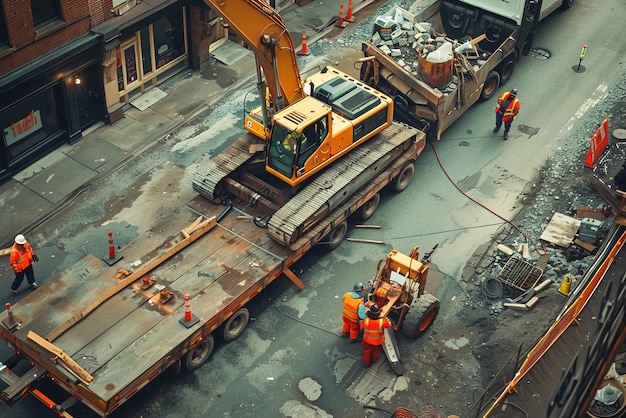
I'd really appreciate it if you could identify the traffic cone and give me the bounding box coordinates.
[336,4,347,28]
[179,293,199,327]
[558,274,573,296]
[298,30,309,55]
[346,0,354,21]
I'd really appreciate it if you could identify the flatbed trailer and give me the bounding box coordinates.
[0,122,425,417]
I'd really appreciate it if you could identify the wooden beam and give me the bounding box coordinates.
[27,331,93,385]
[282,266,305,290]
[0,247,11,257]
[46,216,217,342]
[347,238,385,245]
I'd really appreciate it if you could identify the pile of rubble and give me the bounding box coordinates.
[370,7,490,94]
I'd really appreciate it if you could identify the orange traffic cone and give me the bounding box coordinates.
[299,30,309,55]
[346,0,354,21]
[336,4,347,28]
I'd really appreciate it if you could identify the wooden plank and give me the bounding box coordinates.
[27,331,93,384]
[0,247,11,257]
[46,216,217,342]
[539,212,581,248]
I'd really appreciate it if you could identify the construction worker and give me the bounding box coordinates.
[614,161,626,193]
[342,282,367,343]
[9,234,39,296]
[360,304,392,367]
[493,88,520,140]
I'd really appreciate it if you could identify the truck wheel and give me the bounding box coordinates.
[355,193,380,221]
[480,71,500,101]
[498,53,517,85]
[183,335,215,372]
[325,220,348,251]
[223,308,250,341]
[401,293,440,339]
[392,163,415,192]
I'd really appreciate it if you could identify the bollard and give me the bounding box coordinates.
[6,303,12,318]
[102,230,123,265]
[108,230,115,259]
[573,44,587,73]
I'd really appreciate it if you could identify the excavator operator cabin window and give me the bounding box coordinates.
[297,117,328,169]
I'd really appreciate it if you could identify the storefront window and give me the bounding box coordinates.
[154,12,184,69]
[2,86,62,157]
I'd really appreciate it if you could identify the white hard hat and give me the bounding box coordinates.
[15,234,26,244]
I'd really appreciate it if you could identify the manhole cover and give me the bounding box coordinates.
[530,48,550,59]
[613,128,626,140]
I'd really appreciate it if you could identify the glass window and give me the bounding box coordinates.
[30,0,62,28]
[140,27,153,76]
[124,46,138,85]
[154,12,184,69]
[2,86,62,157]
[0,6,9,46]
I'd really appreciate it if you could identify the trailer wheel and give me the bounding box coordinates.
[355,193,380,221]
[402,293,440,339]
[480,71,500,101]
[392,163,415,192]
[183,335,215,372]
[223,308,250,342]
[498,53,517,86]
[325,220,348,251]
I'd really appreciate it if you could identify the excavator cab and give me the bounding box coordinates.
[266,96,333,187]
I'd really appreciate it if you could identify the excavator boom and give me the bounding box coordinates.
[202,0,304,110]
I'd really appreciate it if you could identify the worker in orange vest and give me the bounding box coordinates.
[493,88,520,140]
[360,304,392,367]
[10,234,39,296]
[342,282,367,343]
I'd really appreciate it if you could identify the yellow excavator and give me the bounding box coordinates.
[193,0,424,246]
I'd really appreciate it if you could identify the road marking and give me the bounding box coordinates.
[561,83,608,135]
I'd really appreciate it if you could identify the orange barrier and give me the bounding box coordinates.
[484,228,626,416]
[584,116,609,168]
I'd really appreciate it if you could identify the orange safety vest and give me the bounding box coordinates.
[361,317,392,345]
[495,92,520,122]
[343,292,363,322]
[10,242,35,273]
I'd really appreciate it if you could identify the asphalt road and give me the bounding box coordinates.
[1,0,625,417]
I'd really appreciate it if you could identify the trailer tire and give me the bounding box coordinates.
[498,53,517,86]
[392,163,415,192]
[223,308,250,341]
[355,193,380,221]
[325,220,348,251]
[480,71,500,101]
[402,293,440,339]
[183,335,215,372]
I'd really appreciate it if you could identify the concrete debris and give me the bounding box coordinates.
[279,400,332,418]
[298,377,322,401]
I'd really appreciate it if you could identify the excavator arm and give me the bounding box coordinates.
[202,0,305,111]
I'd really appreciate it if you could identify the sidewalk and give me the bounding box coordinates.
[0,0,379,247]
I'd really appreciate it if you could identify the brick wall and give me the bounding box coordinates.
[0,0,112,76]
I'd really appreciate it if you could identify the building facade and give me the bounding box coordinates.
[0,0,295,184]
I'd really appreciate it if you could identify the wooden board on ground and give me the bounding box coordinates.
[540,212,582,248]
[576,206,605,220]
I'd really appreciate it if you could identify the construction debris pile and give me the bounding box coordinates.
[371,7,489,94]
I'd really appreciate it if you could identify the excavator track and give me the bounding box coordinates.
[192,133,265,203]
[193,123,421,248]
[267,123,418,246]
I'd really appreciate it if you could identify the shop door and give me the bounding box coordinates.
[118,42,141,97]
